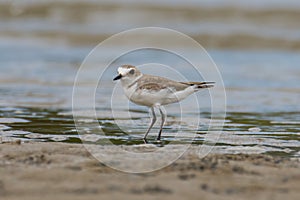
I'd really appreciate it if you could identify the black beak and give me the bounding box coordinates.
[113,74,122,81]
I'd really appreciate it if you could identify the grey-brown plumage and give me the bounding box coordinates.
[113,65,214,141]
[134,74,214,92]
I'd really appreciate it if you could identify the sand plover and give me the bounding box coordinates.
[113,65,214,140]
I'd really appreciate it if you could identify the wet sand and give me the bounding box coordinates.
[0,141,299,200]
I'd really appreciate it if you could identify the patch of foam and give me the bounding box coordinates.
[270,121,300,125]
[0,124,11,130]
[4,130,31,135]
[81,134,103,142]
[0,118,30,123]
[248,127,262,132]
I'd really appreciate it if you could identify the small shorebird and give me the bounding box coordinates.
[113,65,214,141]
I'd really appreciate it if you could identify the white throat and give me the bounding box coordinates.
[121,74,143,88]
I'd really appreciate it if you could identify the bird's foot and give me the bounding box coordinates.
[143,138,149,144]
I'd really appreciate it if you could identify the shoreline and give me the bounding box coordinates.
[0,142,299,200]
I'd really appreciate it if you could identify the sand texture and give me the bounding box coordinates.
[0,142,299,200]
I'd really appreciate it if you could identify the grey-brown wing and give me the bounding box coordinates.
[138,82,165,91]
[137,75,189,92]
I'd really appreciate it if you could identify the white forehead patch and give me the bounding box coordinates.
[117,67,132,75]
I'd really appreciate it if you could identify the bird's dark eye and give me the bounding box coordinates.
[129,69,135,75]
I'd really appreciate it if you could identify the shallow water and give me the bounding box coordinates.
[0,40,299,157]
[0,0,299,157]
[0,107,299,157]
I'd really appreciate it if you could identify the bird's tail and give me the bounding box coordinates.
[180,81,215,89]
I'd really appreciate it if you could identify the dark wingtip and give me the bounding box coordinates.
[198,84,214,89]
[197,82,215,88]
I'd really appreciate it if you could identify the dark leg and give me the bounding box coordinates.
[157,106,166,140]
[143,107,156,139]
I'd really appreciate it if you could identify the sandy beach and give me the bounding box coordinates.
[0,141,299,200]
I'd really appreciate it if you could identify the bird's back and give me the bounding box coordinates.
[136,74,189,92]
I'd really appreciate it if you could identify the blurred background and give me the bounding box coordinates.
[1,0,299,110]
[0,0,299,154]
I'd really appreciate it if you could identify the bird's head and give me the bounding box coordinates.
[113,65,142,82]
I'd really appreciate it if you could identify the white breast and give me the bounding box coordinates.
[123,84,195,107]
